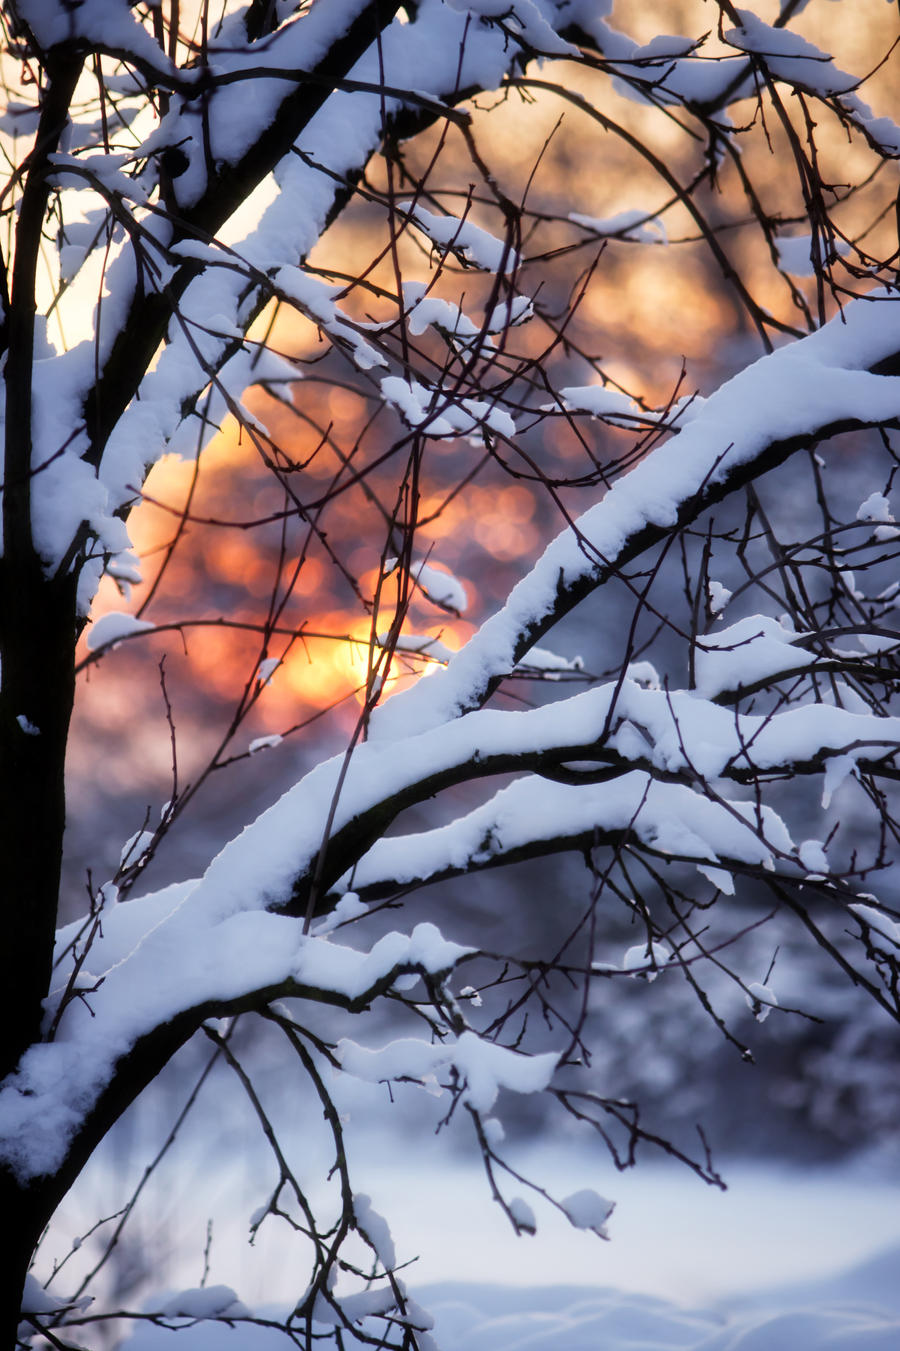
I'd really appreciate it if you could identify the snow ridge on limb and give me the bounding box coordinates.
[168,675,900,933]
[21,668,896,1176]
[372,293,900,740]
[1,916,471,1183]
[18,656,898,1183]
[340,772,797,900]
[13,0,183,84]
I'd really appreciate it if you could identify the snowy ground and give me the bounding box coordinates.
[419,1259,900,1351]
[117,1144,900,1349]
[116,1129,900,1350]
[391,1151,900,1349]
[359,1146,900,1303]
[43,1068,900,1350]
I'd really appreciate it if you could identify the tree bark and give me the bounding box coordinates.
[0,1175,50,1350]
[0,54,82,1083]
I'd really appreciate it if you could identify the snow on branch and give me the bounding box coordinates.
[340,770,797,900]
[13,653,896,1181]
[15,0,182,84]
[337,1031,558,1114]
[372,293,900,739]
[26,0,556,615]
[1,914,470,1183]
[5,4,900,1337]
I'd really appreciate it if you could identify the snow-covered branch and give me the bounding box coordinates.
[4,2,900,1343]
[374,295,900,739]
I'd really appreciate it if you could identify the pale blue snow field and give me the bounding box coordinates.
[117,1144,900,1350]
[371,1150,900,1349]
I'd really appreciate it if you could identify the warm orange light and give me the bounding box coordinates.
[280,618,373,709]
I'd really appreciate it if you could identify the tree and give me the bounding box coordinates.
[2,0,900,1344]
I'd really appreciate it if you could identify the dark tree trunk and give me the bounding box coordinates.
[0,53,82,1083]
[0,1175,52,1348]
[0,54,83,1342]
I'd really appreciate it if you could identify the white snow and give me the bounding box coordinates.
[399,201,520,274]
[798,839,828,873]
[86,611,156,652]
[821,752,857,809]
[19,1275,89,1315]
[725,11,858,96]
[694,616,818,699]
[776,233,850,276]
[353,1194,397,1270]
[508,1196,537,1234]
[381,376,517,438]
[857,492,894,524]
[569,209,668,244]
[337,1032,559,1114]
[16,0,543,610]
[159,1286,248,1319]
[559,1188,615,1237]
[355,1149,900,1327]
[622,941,671,981]
[10,8,900,1347]
[403,285,482,340]
[707,580,731,616]
[256,657,281,686]
[5,640,897,1186]
[410,561,469,614]
[849,903,900,947]
[0,914,476,1182]
[248,734,283,754]
[372,290,900,742]
[311,890,369,936]
[745,980,778,1022]
[445,0,579,58]
[515,645,584,675]
[555,383,653,424]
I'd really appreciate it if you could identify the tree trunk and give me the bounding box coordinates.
[0,565,77,1080]
[0,1175,49,1349]
[0,54,82,1084]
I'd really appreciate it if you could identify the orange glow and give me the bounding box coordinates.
[326,385,364,427]
[280,616,374,709]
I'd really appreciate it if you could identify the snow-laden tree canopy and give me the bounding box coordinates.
[2,0,900,1345]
